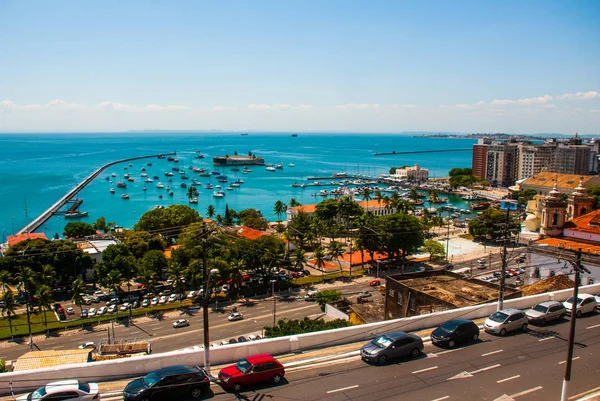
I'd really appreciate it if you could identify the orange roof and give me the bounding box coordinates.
[306,259,339,272]
[359,199,389,209]
[238,226,271,240]
[163,245,182,259]
[289,204,317,214]
[535,237,600,255]
[337,250,388,266]
[7,233,47,247]
[563,210,600,235]
[522,172,600,192]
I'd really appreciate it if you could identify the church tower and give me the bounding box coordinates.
[567,178,594,220]
[540,182,567,237]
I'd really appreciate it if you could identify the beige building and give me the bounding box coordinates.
[393,164,429,181]
[517,143,556,180]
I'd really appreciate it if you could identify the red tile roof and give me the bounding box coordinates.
[7,233,47,247]
[238,226,271,240]
[358,199,389,208]
[336,250,388,266]
[536,237,600,255]
[288,204,317,214]
[306,259,339,272]
[563,210,600,235]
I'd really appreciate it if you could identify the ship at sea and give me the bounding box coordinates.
[213,154,265,166]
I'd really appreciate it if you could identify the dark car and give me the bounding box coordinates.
[431,319,480,348]
[360,332,423,364]
[218,353,285,392]
[123,365,209,400]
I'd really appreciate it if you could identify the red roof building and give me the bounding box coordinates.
[7,233,47,247]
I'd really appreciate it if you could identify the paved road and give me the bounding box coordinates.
[206,312,600,401]
[0,281,373,361]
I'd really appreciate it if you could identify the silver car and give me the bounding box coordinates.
[484,308,528,336]
[525,301,567,325]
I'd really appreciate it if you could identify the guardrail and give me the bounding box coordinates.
[1,283,599,395]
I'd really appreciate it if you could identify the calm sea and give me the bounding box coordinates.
[0,133,475,239]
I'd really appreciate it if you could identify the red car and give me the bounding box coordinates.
[370,279,381,287]
[218,353,285,392]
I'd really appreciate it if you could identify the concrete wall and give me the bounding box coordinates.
[325,304,349,321]
[3,283,599,395]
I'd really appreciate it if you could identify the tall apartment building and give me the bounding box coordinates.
[486,142,518,187]
[472,141,489,179]
[555,145,592,175]
[517,143,556,180]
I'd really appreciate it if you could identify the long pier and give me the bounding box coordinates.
[19,153,176,234]
[374,148,471,156]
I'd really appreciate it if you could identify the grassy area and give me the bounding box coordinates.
[293,270,365,286]
[459,234,474,240]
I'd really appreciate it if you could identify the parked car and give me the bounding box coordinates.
[228,338,238,344]
[173,319,190,328]
[97,306,107,315]
[247,334,261,341]
[80,309,88,318]
[304,290,319,301]
[187,290,197,299]
[369,279,381,287]
[220,340,230,346]
[78,341,96,349]
[159,296,168,304]
[595,293,600,309]
[123,365,210,401]
[302,270,311,276]
[119,302,131,311]
[431,319,480,348]
[142,299,150,308]
[66,307,74,315]
[168,294,178,303]
[563,293,598,317]
[151,297,159,306]
[132,300,140,309]
[360,332,423,364]
[17,380,99,401]
[228,312,244,322]
[484,308,528,336]
[514,278,524,286]
[358,291,372,298]
[106,298,119,306]
[238,336,248,343]
[525,301,567,325]
[107,305,117,314]
[88,308,97,317]
[218,354,285,392]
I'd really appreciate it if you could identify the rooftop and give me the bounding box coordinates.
[348,300,384,323]
[7,233,47,247]
[520,275,575,297]
[521,172,600,192]
[288,204,317,214]
[563,210,600,235]
[238,225,272,240]
[535,236,600,256]
[336,250,388,266]
[14,349,92,371]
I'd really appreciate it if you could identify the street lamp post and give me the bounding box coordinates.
[203,267,219,377]
[270,280,277,327]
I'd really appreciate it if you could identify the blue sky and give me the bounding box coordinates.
[1,0,599,133]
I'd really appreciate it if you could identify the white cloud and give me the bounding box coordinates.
[98,102,187,111]
[334,103,380,110]
[211,106,237,112]
[247,104,292,110]
[558,91,600,100]
[491,95,553,106]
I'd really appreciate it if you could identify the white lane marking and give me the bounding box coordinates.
[586,323,600,329]
[470,363,501,374]
[539,336,555,342]
[481,349,503,357]
[435,348,464,356]
[327,385,359,394]
[559,356,580,365]
[431,397,450,401]
[510,386,543,398]
[412,366,439,374]
[286,355,362,372]
[284,350,360,367]
[497,375,521,383]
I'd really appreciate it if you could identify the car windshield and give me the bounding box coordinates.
[438,320,462,333]
[29,386,47,400]
[236,358,252,373]
[78,381,90,393]
[566,297,583,305]
[373,335,393,348]
[142,371,161,387]
[489,312,509,323]
[532,305,548,313]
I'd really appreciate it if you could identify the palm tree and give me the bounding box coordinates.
[374,190,383,205]
[39,264,56,287]
[35,285,53,330]
[313,247,326,277]
[1,290,16,339]
[105,270,123,300]
[361,187,373,210]
[273,200,287,223]
[140,267,158,297]
[187,186,196,199]
[184,260,203,290]
[328,241,344,277]
[0,270,12,292]
[71,279,87,317]
[293,249,306,271]
[206,205,216,219]
[289,198,301,207]
[167,262,186,304]
[409,188,420,202]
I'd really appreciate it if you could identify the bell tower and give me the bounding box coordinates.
[567,177,594,219]
[540,182,567,237]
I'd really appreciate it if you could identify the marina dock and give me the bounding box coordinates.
[18,153,176,234]
[374,148,471,156]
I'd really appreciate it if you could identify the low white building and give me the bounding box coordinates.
[393,164,428,181]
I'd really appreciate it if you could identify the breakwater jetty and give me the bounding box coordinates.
[374,148,471,156]
[18,153,176,234]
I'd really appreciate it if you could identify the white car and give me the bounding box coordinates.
[247,334,262,341]
[107,304,117,314]
[187,290,197,299]
[97,306,107,315]
[172,319,190,328]
[142,299,150,307]
[168,294,177,303]
[88,308,97,317]
[358,291,372,298]
[17,380,99,401]
[219,340,230,346]
[563,293,598,317]
[119,302,131,311]
[228,312,244,321]
[66,307,75,315]
[78,341,96,349]
[151,297,159,306]
[159,296,167,304]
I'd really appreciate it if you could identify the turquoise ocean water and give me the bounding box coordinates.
[0,133,476,239]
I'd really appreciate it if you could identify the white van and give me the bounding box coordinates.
[304,290,319,301]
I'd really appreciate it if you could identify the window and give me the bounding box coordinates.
[397,293,403,306]
[394,338,411,347]
[252,364,265,373]
[264,362,276,370]
[388,288,394,297]
[409,298,416,312]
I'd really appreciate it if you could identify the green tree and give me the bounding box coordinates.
[287,211,312,250]
[93,216,110,233]
[71,279,87,317]
[468,208,516,240]
[273,200,288,222]
[314,199,339,223]
[289,198,301,207]
[379,214,424,263]
[0,270,12,292]
[39,264,56,287]
[264,316,350,337]
[423,240,446,261]
[63,222,96,238]
[360,187,373,210]
[293,249,306,271]
[513,188,537,205]
[104,270,123,299]
[134,204,201,240]
[1,290,16,339]
[328,241,344,276]
[140,250,168,280]
[313,246,326,276]
[206,205,216,219]
[238,208,268,230]
[35,285,53,330]
[314,290,342,311]
[168,262,186,303]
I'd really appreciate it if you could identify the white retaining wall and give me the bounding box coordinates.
[2,283,599,395]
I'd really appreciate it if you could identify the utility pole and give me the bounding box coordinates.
[201,230,211,376]
[445,216,451,262]
[271,280,277,327]
[497,207,510,311]
[561,249,589,401]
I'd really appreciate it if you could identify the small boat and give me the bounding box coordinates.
[241,133,249,136]
[128,177,135,182]
[289,163,295,167]
[145,177,153,182]
[189,197,198,203]
[110,188,115,193]
[292,183,301,188]
[169,191,174,196]
[242,171,248,174]
[275,164,283,170]
[165,172,174,176]
[124,173,130,178]
[155,205,165,209]
[121,194,130,199]
[167,178,172,182]
[173,158,179,163]
[213,191,225,198]
[158,195,163,199]
[166,185,171,190]
[227,186,234,190]
[266,166,276,172]
[235,179,244,184]
[199,172,211,177]
[158,155,165,159]
[205,183,213,189]
[143,186,147,191]
[292,133,298,137]
[65,211,89,218]
[231,183,240,187]
[153,175,160,179]
[194,151,205,159]
[147,162,152,166]
[156,182,164,189]
[105,176,110,181]
[181,174,189,180]
[124,166,128,170]
[181,182,187,188]
[172,166,180,172]
[141,173,147,177]
[129,163,133,167]
[218,178,228,183]
[211,170,221,175]
[167,157,175,161]
[116,181,127,188]
[216,185,222,189]
[471,202,490,211]
[111,173,116,177]
[243,167,252,172]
